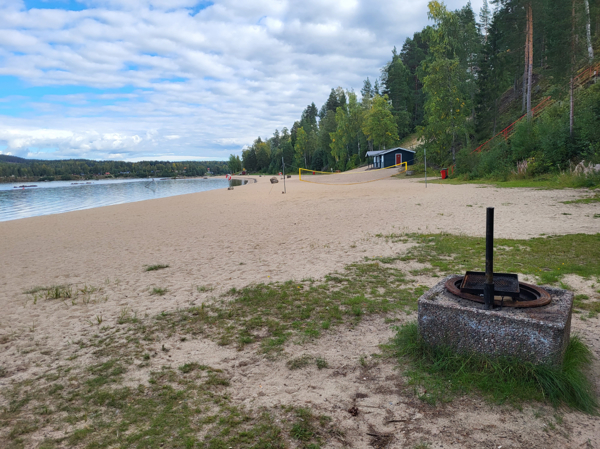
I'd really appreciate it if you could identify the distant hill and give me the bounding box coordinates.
[0,154,29,164]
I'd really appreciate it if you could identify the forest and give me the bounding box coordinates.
[236,0,600,182]
[0,155,228,181]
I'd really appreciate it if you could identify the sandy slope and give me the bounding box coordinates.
[0,175,599,448]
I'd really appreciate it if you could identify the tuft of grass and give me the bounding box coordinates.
[393,322,598,413]
[43,285,73,299]
[286,355,329,370]
[151,287,168,296]
[197,285,213,293]
[23,286,48,295]
[287,355,314,370]
[315,357,328,370]
[145,264,169,272]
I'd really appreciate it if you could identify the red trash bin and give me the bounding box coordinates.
[440,168,448,179]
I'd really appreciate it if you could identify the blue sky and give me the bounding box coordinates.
[0,0,484,161]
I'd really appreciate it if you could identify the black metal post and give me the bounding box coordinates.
[484,207,495,309]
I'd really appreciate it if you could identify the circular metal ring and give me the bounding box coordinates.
[444,276,551,308]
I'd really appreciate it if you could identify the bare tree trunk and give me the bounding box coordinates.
[493,98,497,135]
[584,0,594,62]
[452,133,456,164]
[522,12,529,113]
[570,1,576,137]
[570,76,574,136]
[527,3,533,119]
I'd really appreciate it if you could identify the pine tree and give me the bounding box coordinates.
[381,47,413,138]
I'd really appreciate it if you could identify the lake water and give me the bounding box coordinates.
[0,177,242,222]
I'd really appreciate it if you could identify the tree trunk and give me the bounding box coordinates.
[493,98,497,135]
[570,1,575,137]
[570,75,574,136]
[584,0,594,62]
[527,3,533,119]
[522,8,529,113]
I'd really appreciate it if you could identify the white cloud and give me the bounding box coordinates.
[0,0,484,160]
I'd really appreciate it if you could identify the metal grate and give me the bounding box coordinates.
[460,271,520,300]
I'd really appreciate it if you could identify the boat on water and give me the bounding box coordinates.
[14,185,38,188]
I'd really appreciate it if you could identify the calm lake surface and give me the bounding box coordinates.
[0,177,242,222]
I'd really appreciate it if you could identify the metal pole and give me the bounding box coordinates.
[484,207,495,310]
[282,157,286,194]
[424,147,427,188]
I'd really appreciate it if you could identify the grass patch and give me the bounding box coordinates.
[573,296,600,319]
[430,172,600,189]
[562,194,600,204]
[151,287,168,296]
[141,260,420,354]
[286,355,329,371]
[393,322,598,413]
[378,233,600,284]
[145,264,169,271]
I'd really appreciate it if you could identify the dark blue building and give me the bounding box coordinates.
[366,147,416,169]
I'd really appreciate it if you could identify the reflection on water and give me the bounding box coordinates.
[0,177,245,222]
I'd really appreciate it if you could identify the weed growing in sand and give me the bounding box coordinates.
[393,322,598,413]
[413,442,431,449]
[151,287,168,296]
[376,233,600,285]
[117,307,139,325]
[287,354,313,370]
[145,264,169,271]
[197,285,214,293]
[287,407,341,446]
[286,355,328,371]
[315,357,329,369]
[25,283,106,306]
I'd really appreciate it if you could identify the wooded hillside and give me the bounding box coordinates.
[238,0,600,181]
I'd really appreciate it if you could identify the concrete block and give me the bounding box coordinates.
[417,276,573,365]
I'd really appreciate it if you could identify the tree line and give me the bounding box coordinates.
[234,0,600,180]
[0,155,229,181]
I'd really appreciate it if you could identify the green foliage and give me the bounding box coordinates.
[151,287,168,296]
[389,233,600,284]
[418,1,476,166]
[362,95,399,151]
[393,322,597,413]
[145,264,169,272]
[228,154,242,174]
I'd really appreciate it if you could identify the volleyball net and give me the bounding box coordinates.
[299,162,407,185]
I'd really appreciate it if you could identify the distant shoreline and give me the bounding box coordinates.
[0,174,224,184]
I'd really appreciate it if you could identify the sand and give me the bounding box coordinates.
[1,174,599,448]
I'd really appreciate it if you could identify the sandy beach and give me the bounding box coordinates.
[1,175,599,448]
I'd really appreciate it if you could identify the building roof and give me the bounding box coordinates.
[365,147,416,157]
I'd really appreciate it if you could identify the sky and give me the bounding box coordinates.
[0,0,485,162]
